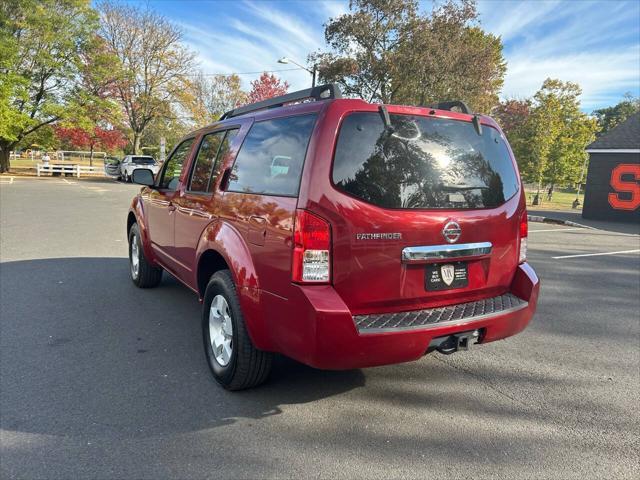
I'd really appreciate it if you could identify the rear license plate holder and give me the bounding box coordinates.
[425,262,468,291]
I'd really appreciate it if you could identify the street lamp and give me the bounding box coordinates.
[278,56,317,87]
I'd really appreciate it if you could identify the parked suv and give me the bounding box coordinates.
[127,85,539,390]
[120,155,159,182]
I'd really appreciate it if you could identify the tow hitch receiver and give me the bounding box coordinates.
[428,329,481,355]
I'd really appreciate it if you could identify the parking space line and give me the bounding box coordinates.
[552,249,640,259]
[0,176,15,184]
[529,227,583,233]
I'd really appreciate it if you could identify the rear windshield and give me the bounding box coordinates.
[132,157,155,165]
[332,113,519,209]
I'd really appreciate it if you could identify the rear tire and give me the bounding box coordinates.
[128,223,162,288]
[202,270,272,390]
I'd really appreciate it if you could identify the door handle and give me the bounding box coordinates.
[249,215,267,226]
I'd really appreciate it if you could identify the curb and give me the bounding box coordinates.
[527,215,595,229]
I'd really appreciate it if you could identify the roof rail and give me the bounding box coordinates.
[427,100,472,115]
[220,83,342,120]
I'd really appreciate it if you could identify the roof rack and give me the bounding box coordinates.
[220,83,342,120]
[426,100,472,115]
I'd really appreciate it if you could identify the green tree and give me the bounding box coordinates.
[310,0,505,112]
[511,79,597,197]
[0,0,98,172]
[98,0,195,154]
[395,0,506,112]
[593,93,640,135]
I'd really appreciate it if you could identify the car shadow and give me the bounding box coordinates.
[0,257,365,439]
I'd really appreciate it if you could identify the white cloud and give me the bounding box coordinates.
[177,2,323,92]
[504,48,640,110]
[479,0,562,42]
[479,0,640,109]
[320,1,349,21]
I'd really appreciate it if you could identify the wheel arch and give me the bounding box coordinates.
[127,197,157,265]
[195,221,272,351]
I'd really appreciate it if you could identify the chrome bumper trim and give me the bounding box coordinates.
[401,242,492,263]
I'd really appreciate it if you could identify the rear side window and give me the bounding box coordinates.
[189,129,239,193]
[227,114,316,196]
[332,113,519,209]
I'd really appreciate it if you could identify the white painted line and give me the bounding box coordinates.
[553,249,640,259]
[61,178,77,185]
[529,227,583,233]
[0,176,15,184]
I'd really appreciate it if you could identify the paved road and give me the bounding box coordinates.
[1,177,639,479]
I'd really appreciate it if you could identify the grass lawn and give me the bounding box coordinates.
[524,188,584,211]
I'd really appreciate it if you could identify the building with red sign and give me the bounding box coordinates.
[583,113,639,223]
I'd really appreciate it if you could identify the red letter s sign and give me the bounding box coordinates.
[608,163,640,211]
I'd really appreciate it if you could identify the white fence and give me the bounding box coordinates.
[36,164,105,178]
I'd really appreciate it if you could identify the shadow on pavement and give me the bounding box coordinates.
[0,257,365,439]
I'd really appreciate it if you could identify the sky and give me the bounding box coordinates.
[119,0,640,111]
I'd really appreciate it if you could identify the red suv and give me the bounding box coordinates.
[127,85,539,390]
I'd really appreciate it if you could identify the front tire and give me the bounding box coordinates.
[128,223,162,288]
[202,270,272,390]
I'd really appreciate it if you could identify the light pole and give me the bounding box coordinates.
[278,57,317,87]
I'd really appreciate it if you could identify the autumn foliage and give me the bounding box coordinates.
[247,73,290,104]
[55,126,127,153]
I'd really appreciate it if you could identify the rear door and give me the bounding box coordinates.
[173,128,240,282]
[326,110,523,313]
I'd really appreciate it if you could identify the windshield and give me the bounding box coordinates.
[132,157,155,165]
[332,113,519,209]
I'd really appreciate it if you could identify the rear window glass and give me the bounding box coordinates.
[332,113,519,209]
[227,114,316,196]
[132,157,155,164]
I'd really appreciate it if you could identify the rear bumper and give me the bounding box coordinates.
[263,263,539,370]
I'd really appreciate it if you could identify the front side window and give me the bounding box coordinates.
[227,114,316,196]
[159,139,194,190]
[332,113,519,209]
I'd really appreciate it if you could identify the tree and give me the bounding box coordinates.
[492,99,531,178]
[506,79,597,197]
[247,73,289,104]
[55,125,127,159]
[396,0,505,112]
[183,73,247,127]
[57,34,123,165]
[311,0,505,112]
[593,93,640,135]
[311,0,417,103]
[98,0,195,154]
[0,0,99,172]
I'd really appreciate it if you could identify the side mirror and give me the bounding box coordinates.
[131,168,155,186]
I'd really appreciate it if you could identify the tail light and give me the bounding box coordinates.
[519,211,528,264]
[292,210,331,283]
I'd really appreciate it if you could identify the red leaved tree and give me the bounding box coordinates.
[247,73,289,104]
[55,126,127,164]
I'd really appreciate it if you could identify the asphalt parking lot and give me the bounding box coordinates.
[1,176,639,479]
